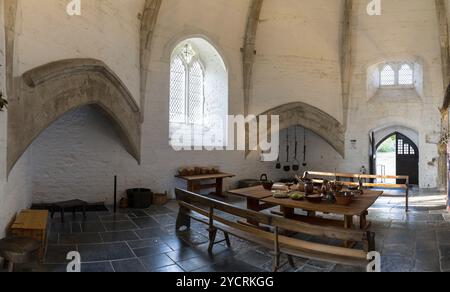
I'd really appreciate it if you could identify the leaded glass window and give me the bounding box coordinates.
[380,65,396,86]
[398,64,413,85]
[169,44,204,126]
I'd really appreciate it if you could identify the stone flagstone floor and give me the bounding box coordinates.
[33,189,450,272]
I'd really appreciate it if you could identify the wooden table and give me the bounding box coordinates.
[10,210,49,261]
[228,186,275,226]
[176,173,235,198]
[262,190,383,231]
[229,185,382,231]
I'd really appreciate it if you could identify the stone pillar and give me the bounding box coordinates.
[440,109,449,191]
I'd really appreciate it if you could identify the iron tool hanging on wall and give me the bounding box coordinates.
[293,126,300,171]
[284,129,291,172]
[302,128,308,167]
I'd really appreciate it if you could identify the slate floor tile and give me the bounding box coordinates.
[153,265,185,272]
[80,222,106,233]
[112,258,146,273]
[78,242,134,262]
[45,245,77,264]
[132,243,172,257]
[100,231,139,243]
[81,262,115,273]
[59,233,102,245]
[103,221,138,232]
[132,217,159,229]
[140,254,175,271]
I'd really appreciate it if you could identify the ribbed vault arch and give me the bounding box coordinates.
[258,102,345,157]
[7,58,142,174]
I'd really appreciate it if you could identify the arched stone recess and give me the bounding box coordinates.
[7,58,142,174]
[258,102,345,158]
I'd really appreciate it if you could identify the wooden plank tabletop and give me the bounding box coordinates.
[228,185,273,200]
[11,210,49,230]
[262,190,383,216]
[175,173,235,181]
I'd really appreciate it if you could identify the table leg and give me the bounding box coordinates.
[61,208,65,223]
[344,215,354,248]
[216,178,225,197]
[187,181,195,193]
[360,212,368,230]
[247,198,261,226]
[281,207,295,219]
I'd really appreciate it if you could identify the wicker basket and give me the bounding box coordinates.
[153,192,169,206]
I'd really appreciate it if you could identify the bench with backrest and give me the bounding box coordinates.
[175,188,376,272]
[303,171,410,212]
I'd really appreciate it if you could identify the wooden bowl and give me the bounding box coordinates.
[305,194,323,204]
[335,193,354,206]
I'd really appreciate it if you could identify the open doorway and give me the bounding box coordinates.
[375,132,419,185]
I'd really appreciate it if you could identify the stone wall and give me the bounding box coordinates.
[5,0,449,207]
[0,2,32,237]
[341,0,444,188]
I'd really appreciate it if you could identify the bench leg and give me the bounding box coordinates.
[272,253,281,272]
[208,229,217,254]
[176,211,191,232]
[287,255,296,269]
[224,232,231,248]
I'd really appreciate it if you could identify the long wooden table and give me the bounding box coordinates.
[228,186,383,231]
[176,173,235,198]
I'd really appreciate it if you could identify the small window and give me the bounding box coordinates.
[398,139,404,155]
[398,64,413,85]
[380,65,396,86]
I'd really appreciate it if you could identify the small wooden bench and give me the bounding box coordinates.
[303,171,410,212]
[175,189,376,271]
[51,200,87,223]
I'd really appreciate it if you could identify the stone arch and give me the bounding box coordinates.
[258,102,345,157]
[7,58,142,174]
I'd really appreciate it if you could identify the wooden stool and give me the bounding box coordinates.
[0,237,41,272]
[51,199,88,223]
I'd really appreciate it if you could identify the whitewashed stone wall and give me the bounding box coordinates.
[341,0,444,188]
[8,0,449,206]
[30,0,275,204]
[0,2,33,237]
[14,0,143,103]
[251,0,344,122]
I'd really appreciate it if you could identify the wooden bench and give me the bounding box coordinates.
[303,171,410,212]
[50,199,87,223]
[175,189,376,272]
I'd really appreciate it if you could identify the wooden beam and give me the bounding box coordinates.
[340,0,353,128]
[243,0,263,117]
[140,0,162,122]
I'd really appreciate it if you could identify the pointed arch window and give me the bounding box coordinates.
[169,39,228,149]
[398,64,413,85]
[380,65,396,86]
[170,44,204,125]
[379,62,415,88]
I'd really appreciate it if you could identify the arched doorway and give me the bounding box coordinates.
[376,132,419,185]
